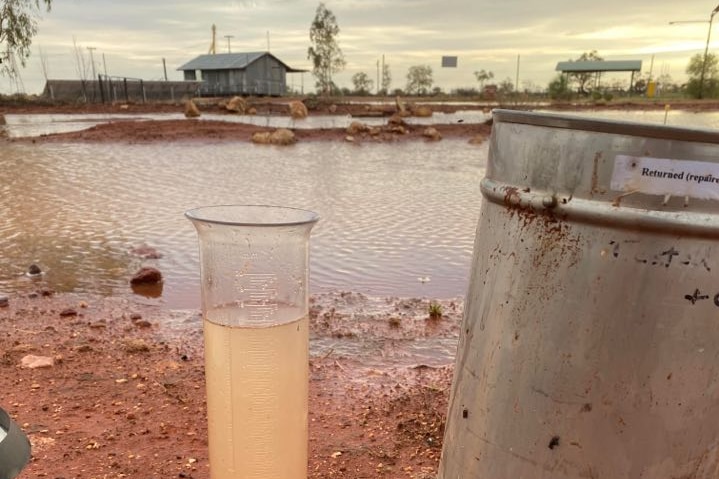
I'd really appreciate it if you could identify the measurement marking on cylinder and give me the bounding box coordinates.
[235,273,278,321]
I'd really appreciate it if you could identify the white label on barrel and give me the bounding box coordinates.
[611,155,719,200]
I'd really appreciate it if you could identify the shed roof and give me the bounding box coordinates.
[555,60,642,73]
[177,52,306,73]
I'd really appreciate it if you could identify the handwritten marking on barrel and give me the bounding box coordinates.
[660,247,679,267]
[684,289,710,304]
[608,241,712,271]
[548,436,560,450]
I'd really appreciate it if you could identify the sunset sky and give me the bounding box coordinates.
[3,0,719,94]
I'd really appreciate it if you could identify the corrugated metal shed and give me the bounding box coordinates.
[176,51,306,96]
[177,52,305,73]
[555,60,642,73]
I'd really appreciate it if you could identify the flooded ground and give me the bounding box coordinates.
[2,107,718,366]
[1,137,488,310]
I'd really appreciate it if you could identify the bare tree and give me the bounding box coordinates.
[72,36,91,101]
[37,44,48,80]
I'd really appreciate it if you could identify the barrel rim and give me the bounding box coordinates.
[493,109,719,144]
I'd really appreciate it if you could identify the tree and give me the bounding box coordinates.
[548,74,571,100]
[307,2,345,95]
[567,50,603,95]
[686,52,719,99]
[405,65,433,95]
[473,69,494,90]
[351,71,373,95]
[0,0,51,77]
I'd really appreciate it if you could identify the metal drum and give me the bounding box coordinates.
[439,110,719,479]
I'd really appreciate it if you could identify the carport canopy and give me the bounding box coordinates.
[555,60,642,73]
[555,60,642,91]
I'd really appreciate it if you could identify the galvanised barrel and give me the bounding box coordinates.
[439,110,719,479]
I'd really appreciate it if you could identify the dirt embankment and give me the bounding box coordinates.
[3,96,717,144]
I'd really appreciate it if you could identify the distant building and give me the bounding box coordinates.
[177,52,306,97]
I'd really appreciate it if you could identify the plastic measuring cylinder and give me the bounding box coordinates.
[186,205,319,479]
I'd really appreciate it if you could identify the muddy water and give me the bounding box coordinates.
[1,139,487,309]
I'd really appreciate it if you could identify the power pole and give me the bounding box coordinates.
[224,35,234,53]
[376,59,380,95]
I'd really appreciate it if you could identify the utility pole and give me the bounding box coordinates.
[87,46,97,79]
[162,58,168,81]
[382,54,385,94]
[224,35,234,53]
[700,5,719,99]
[515,54,520,95]
[669,4,719,99]
[376,59,380,95]
[102,53,108,76]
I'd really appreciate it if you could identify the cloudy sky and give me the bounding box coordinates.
[4,0,719,94]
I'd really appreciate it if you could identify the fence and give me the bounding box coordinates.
[42,77,202,103]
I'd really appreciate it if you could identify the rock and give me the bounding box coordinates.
[271,128,296,145]
[129,313,142,321]
[247,107,257,115]
[59,308,77,317]
[130,267,163,285]
[346,121,369,135]
[130,244,162,259]
[395,96,407,115]
[0,296,8,308]
[345,136,355,142]
[422,127,442,141]
[123,339,150,353]
[253,129,296,145]
[469,135,485,145]
[329,104,338,113]
[251,131,272,144]
[412,106,433,118]
[289,100,308,119]
[387,114,407,127]
[184,100,201,118]
[20,354,54,369]
[225,96,247,114]
[27,264,42,276]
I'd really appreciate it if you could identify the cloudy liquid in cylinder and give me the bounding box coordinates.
[204,307,308,479]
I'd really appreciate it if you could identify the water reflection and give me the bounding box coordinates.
[1,140,487,308]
